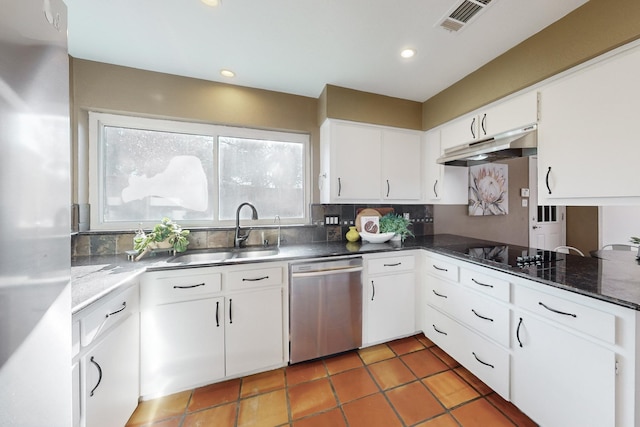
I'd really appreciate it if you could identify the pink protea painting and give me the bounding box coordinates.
[469,163,508,216]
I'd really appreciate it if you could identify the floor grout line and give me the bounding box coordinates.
[129,334,535,427]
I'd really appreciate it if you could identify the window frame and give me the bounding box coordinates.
[88,112,310,230]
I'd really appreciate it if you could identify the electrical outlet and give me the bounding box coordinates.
[403,213,410,220]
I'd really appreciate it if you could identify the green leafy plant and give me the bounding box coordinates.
[630,237,640,245]
[134,217,190,254]
[379,213,414,240]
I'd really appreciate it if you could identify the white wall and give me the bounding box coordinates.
[598,206,640,247]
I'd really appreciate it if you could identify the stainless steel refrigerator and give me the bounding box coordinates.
[0,1,72,425]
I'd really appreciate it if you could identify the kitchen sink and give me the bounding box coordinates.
[167,247,279,264]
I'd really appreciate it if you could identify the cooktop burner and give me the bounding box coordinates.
[458,244,566,269]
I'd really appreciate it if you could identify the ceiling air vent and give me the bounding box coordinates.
[438,0,494,32]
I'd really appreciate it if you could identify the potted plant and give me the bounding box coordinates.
[134,217,190,261]
[379,213,414,242]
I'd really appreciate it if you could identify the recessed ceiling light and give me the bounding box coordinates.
[201,0,221,7]
[220,69,235,78]
[400,48,416,59]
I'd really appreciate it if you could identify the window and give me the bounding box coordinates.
[89,113,309,230]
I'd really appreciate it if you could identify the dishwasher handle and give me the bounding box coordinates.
[291,265,363,278]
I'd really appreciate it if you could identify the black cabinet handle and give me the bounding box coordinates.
[516,317,524,348]
[432,289,448,298]
[371,280,375,301]
[433,180,438,198]
[433,265,448,272]
[545,167,552,195]
[470,117,476,139]
[539,301,577,318]
[481,113,487,135]
[89,356,103,397]
[471,278,493,288]
[471,309,494,322]
[383,262,402,267]
[215,301,220,327]
[229,299,233,324]
[386,179,390,197]
[433,324,447,335]
[105,302,126,318]
[338,177,342,196]
[242,276,269,282]
[173,283,205,289]
[472,352,494,369]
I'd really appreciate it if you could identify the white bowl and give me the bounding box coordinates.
[359,231,395,243]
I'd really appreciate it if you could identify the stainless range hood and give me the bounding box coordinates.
[437,125,537,166]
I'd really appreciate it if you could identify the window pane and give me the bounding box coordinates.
[102,126,214,223]
[218,137,304,220]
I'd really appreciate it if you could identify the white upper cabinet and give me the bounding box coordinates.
[440,91,538,151]
[320,119,422,203]
[537,43,640,205]
[423,129,467,204]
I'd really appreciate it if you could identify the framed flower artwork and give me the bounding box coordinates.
[469,163,508,216]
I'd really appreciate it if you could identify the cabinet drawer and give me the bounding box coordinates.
[143,272,222,306]
[425,278,462,318]
[514,285,615,344]
[81,284,138,347]
[367,255,415,275]
[424,305,509,399]
[460,269,510,302]
[457,326,510,399]
[459,296,510,348]
[425,257,459,282]
[226,266,283,291]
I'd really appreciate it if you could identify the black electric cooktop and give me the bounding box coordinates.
[444,243,567,270]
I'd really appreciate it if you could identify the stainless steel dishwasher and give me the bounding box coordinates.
[289,257,363,364]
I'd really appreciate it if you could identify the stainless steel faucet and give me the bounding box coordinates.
[235,202,259,248]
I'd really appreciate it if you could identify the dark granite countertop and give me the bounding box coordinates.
[72,234,640,314]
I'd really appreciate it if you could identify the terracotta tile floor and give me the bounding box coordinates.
[126,334,537,427]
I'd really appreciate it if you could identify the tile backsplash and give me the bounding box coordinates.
[72,203,434,256]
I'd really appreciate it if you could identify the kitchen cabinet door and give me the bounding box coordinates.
[440,114,478,151]
[423,129,467,204]
[322,120,382,202]
[381,129,421,200]
[480,91,538,138]
[83,314,139,427]
[225,287,284,377]
[440,91,538,150]
[511,312,615,427]
[538,44,640,204]
[140,297,225,397]
[366,272,416,344]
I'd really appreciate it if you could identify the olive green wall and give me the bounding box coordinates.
[319,85,422,130]
[422,0,640,129]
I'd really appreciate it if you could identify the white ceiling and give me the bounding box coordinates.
[65,0,588,102]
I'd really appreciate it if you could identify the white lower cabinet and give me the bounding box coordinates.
[225,287,283,377]
[363,253,416,346]
[421,251,637,427]
[73,281,139,427]
[83,314,139,427]
[511,311,615,427]
[140,263,286,398]
[141,297,225,396]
